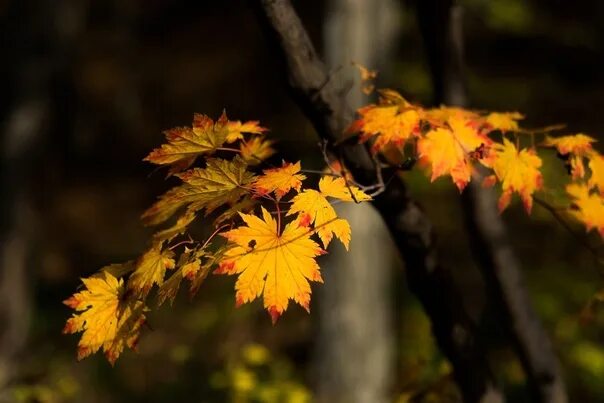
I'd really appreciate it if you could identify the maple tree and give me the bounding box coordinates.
[64,90,604,363]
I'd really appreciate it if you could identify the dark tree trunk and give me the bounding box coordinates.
[254,1,503,401]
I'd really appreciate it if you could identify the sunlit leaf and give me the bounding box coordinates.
[216,207,324,323]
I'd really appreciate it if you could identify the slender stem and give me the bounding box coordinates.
[216,147,242,153]
[275,199,282,234]
[204,224,230,249]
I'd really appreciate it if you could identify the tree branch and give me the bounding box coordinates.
[254,1,502,401]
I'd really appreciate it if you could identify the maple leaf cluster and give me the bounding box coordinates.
[63,111,371,364]
[348,89,604,236]
[64,93,604,365]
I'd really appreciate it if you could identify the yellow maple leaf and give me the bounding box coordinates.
[63,271,147,365]
[239,136,275,165]
[128,244,176,296]
[287,176,371,249]
[216,207,324,323]
[423,106,480,124]
[253,161,306,199]
[318,176,372,202]
[153,211,196,242]
[544,134,595,155]
[588,152,604,195]
[567,183,604,238]
[226,118,267,143]
[485,112,524,132]
[488,139,543,213]
[144,113,229,174]
[417,117,490,191]
[543,134,595,179]
[157,247,211,306]
[142,156,254,225]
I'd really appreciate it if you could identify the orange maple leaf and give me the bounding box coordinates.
[216,207,324,323]
[63,270,147,365]
[239,136,275,165]
[287,176,371,249]
[253,161,306,199]
[486,139,543,213]
[350,104,420,152]
[543,134,596,179]
[417,117,490,191]
[567,183,604,238]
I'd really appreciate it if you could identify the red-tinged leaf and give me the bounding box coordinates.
[252,161,305,199]
[217,207,324,322]
[63,271,147,365]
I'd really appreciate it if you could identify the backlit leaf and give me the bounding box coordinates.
[216,207,324,323]
[588,152,604,195]
[489,139,543,213]
[239,136,275,165]
[485,112,524,132]
[142,156,254,225]
[128,244,176,296]
[544,134,595,179]
[417,117,490,191]
[567,183,604,238]
[287,176,370,249]
[253,161,305,199]
[63,271,147,365]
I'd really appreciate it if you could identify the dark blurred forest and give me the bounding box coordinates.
[1,0,604,402]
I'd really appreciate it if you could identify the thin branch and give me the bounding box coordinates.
[255,1,501,401]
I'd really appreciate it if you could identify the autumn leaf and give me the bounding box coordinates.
[485,112,524,132]
[226,119,267,143]
[350,104,420,152]
[128,244,176,296]
[157,247,205,306]
[216,207,324,323]
[142,156,254,225]
[153,211,196,242]
[144,113,229,174]
[253,161,306,199]
[567,183,604,238]
[288,176,371,249]
[353,62,378,94]
[239,136,275,165]
[423,106,480,125]
[588,152,604,195]
[543,134,595,179]
[317,176,371,202]
[63,271,147,365]
[486,139,543,213]
[417,117,490,191]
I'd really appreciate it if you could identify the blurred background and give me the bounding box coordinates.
[1,0,604,402]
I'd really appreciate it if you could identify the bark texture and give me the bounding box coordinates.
[314,1,399,402]
[255,1,503,401]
